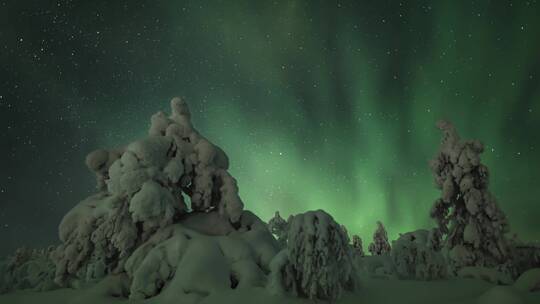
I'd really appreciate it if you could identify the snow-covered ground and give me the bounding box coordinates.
[1,275,538,304]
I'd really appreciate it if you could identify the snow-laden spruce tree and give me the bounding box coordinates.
[429,120,511,275]
[352,235,365,257]
[52,97,246,286]
[267,210,357,302]
[368,221,392,256]
[268,211,289,248]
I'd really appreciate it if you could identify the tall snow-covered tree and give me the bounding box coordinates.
[368,221,391,256]
[429,120,511,274]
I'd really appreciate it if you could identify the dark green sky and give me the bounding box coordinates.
[1,0,539,255]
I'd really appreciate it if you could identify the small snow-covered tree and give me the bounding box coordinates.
[268,211,289,247]
[267,210,356,301]
[429,120,511,274]
[352,235,365,257]
[368,221,391,256]
[1,247,57,293]
[391,230,447,280]
[507,235,540,276]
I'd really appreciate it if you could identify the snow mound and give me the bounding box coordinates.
[477,286,524,304]
[514,268,540,292]
[125,210,279,303]
[457,266,513,285]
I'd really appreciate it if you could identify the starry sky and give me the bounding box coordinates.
[1,1,539,256]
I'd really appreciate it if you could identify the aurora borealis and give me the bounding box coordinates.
[1,1,539,255]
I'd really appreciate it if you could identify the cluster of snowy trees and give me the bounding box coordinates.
[1,100,539,303]
[267,120,540,285]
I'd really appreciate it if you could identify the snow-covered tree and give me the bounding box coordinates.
[1,247,57,293]
[391,230,447,280]
[268,211,289,247]
[429,120,511,274]
[52,97,246,286]
[267,210,357,301]
[508,236,540,276]
[368,221,391,256]
[352,235,365,257]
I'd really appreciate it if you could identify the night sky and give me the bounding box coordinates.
[1,1,539,256]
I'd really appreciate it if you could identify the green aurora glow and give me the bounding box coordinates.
[1,1,539,253]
